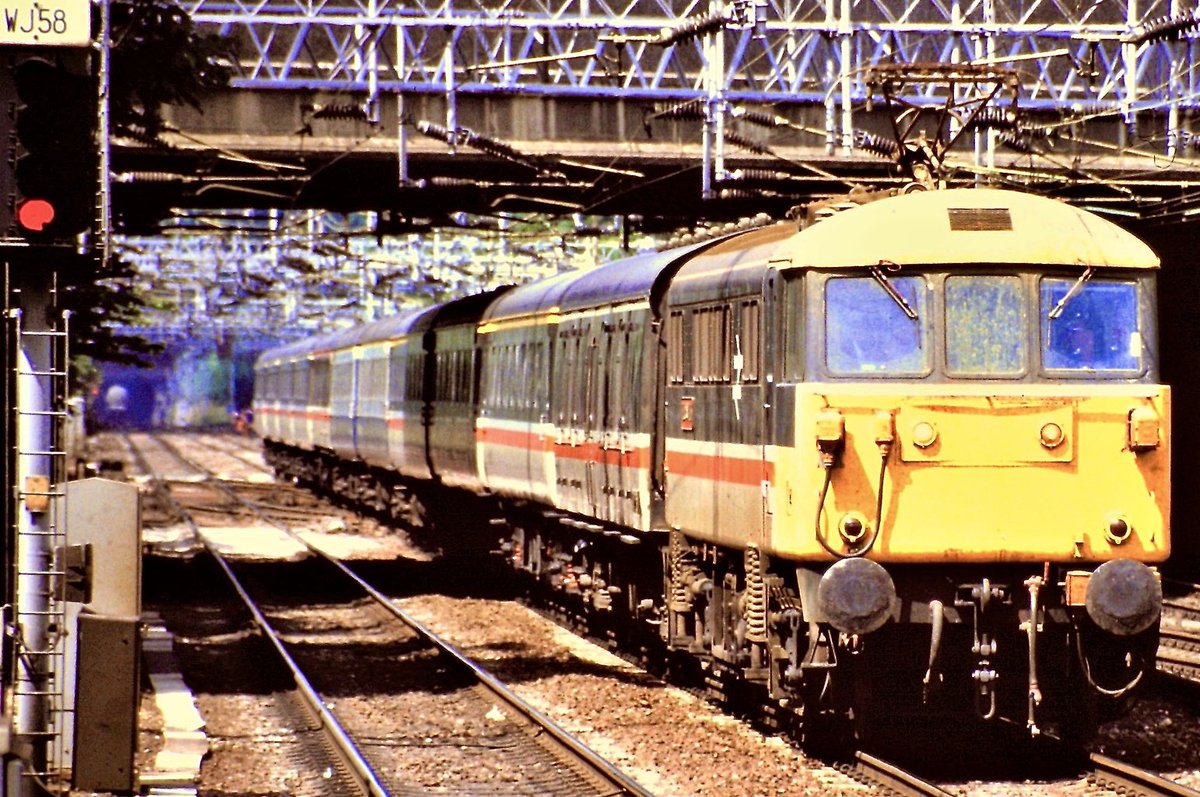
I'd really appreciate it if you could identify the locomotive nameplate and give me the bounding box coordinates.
[896,400,1075,464]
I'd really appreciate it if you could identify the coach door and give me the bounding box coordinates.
[582,321,604,518]
[553,320,587,516]
[594,312,640,528]
[587,320,613,522]
[330,349,357,452]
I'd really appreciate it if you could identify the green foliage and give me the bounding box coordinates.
[60,255,166,386]
[60,0,234,383]
[109,0,235,141]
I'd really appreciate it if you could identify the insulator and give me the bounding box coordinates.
[739,212,774,229]
[722,168,792,185]
[725,131,772,156]
[1128,10,1200,45]
[311,102,369,121]
[461,129,526,163]
[656,10,727,46]
[730,107,787,128]
[654,98,707,122]
[113,171,186,184]
[743,544,768,644]
[965,106,1016,131]
[855,130,900,160]
[998,131,1036,154]
[427,177,481,189]
[1016,121,1056,142]
[415,119,453,143]
[121,125,172,148]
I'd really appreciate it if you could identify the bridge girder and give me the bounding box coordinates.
[108,0,1200,338]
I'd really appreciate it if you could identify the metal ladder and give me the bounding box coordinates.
[6,280,72,795]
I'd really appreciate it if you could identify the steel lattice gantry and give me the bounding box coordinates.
[117,0,1200,337]
[186,0,1200,157]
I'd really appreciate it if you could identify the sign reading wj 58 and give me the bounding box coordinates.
[0,0,90,46]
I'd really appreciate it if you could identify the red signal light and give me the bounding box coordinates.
[16,198,54,232]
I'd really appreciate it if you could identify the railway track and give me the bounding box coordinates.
[124,432,1200,797]
[1159,594,1200,683]
[128,432,655,797]
[1089,753,1200,797]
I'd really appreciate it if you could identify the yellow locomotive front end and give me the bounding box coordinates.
[776,384,1169,565]
[761,189,1168,737]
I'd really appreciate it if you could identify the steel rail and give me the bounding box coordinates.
[851,751,958,797]
[125,435,384,797]
[151,433,658,797]
[1090,753,1200,797]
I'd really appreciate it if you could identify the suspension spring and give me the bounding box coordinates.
[744,544,768,644]
[668,529,694,612]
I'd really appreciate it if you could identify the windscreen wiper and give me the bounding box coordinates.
[869,262,918,320]
[1047,265,1095,319]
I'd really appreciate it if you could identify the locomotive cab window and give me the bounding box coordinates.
[945,275,1025,376]
[1041,275,1142,373]
[825,274,928,375]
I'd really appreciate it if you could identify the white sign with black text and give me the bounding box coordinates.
[0,0,90,47]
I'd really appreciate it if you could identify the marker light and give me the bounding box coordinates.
[1128,406,1160,451]
[1039,421,1065,449]
[911,420,938,448]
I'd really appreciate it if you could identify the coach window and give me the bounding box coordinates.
[1041,275,1141,372]
[782,275,805,381]
[555,333,576,426]
[456,349,471,402]
[535,342,548,414]
[945,276,1024,376]
[279,363,291,403]
[288,362,302,405]
[310,357,332,406]
[667,310,685,384]
[739,300,761,383]
[825,274,927,375]
[693,305,731,383]
[626,326,644,428]
[405,353,423,401]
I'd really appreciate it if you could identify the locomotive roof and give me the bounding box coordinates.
[776,187,1160,270]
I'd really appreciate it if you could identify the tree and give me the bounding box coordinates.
[59,0,234,382]
[108,0,235,142]
[61,256,167,370]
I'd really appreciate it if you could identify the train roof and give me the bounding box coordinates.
[480,240,714,329]
[431,286,513,329]
[256,303,439,364]
[666,223,797,306]
[775,187,1160,270]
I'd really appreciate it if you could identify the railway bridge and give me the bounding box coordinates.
[115,0,1200,231]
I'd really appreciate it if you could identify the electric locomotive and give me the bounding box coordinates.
[254,186,1168,742]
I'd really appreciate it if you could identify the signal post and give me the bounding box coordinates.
[0,2,134,795]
